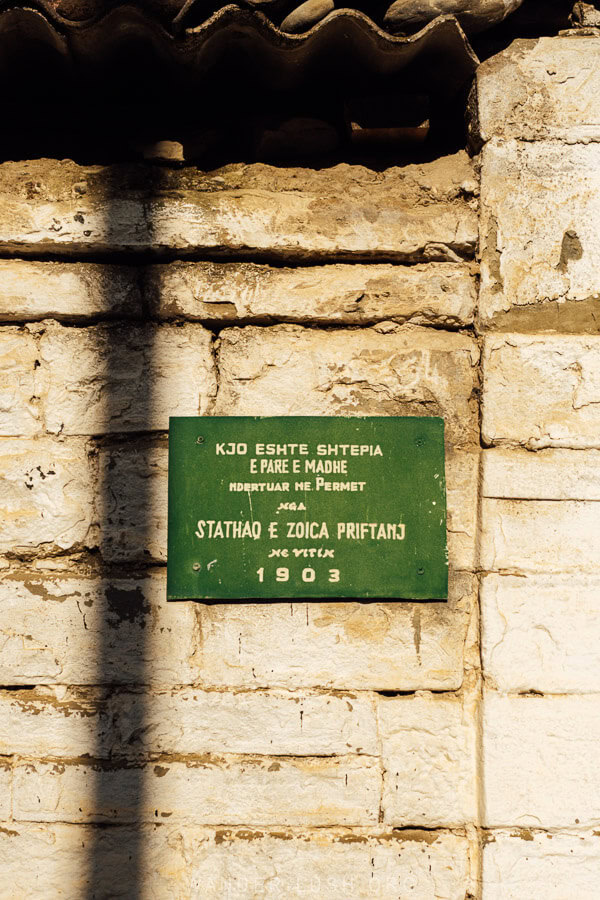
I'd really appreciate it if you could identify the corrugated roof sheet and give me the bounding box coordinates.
[0,1,480,94]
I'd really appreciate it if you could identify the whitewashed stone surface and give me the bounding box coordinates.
[0,687,111,759]
[0,824,173,900]
[482,335,600,448]
[476,36,600,143]
[481,499,600,573]
[0,760,11,821]
[483,830,600,900]
[112,689,378,757]
[480,142,600,331]
[97,440,167,563]
[379,693,477,826]
[4,67,600,898]
[184,828,471,900]
[0,572,198,686]
[482,447,600,500]
[0,438,94,556]
[445,449,479,570]
[150,260,476,326]
[0,259,141,321]
[0,258,476,327]
[0,824,471,900]
[482,574,600,693]
[217,325,479,448]
[195,572,476,691]
[0,687,378,759]
[39,323,216,435]
[483,693,600,827]
[0,329,43,436]
[0,569,473,691]
[13,756,381,826]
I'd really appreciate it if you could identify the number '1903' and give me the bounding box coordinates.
[257,567,340,583]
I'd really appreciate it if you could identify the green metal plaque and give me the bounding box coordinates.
[167,417,447,601]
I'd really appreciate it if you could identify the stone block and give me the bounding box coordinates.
[0,824,470,900]
[114,689,378,758]
[97,440,167,563]
[482,447,600,499]
[0,760,11,821]
[0,687,377,759]
[13,757,381,826]
[483,830,600,900]
[379,693,476,827]
[194,572,476,691]
[149,261,476,327]
[0,572,198,686]
[0,823,179,899]
[480,498,600,573]
[0,688,112,759]
[445,449,479,570]
[479,141,600,332]
[216,325,480,449]
[0,260,141,322]
[183,827,470,900]
[482,335,600,448]
[39,323,216,435]
[0,156,477,261]
[483,693,600,827]
[475,36,600,144]
[0,438,94,556]
[0,328,43,436]
[482,574,600,693]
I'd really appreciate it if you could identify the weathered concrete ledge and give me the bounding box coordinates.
[0,156,477,261]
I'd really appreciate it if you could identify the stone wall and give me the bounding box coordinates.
[1,32,599,899]
[474,34,600,898]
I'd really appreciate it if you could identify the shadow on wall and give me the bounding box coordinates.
[87,192,156,899]
[65,72,467,900]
